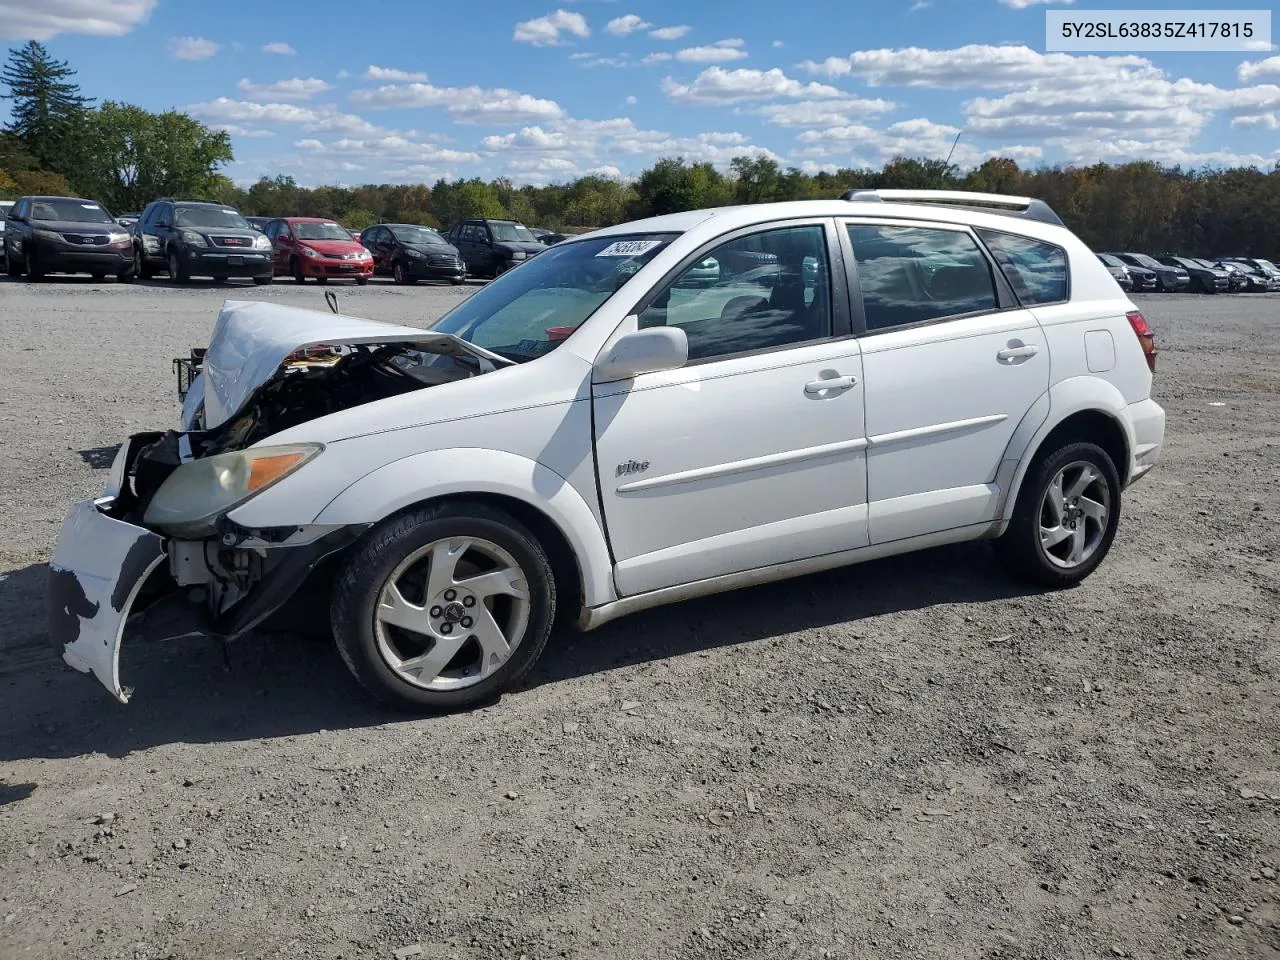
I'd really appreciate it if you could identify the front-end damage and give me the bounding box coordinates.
[48,300,508,702]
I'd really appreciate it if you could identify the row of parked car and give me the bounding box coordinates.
[1096,251,1280,293]
[1,193,565,285]
[4,191,1279,294]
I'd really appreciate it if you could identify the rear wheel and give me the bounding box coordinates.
[992,440,1121,589]
[292,257,306,283]
[331,503,556,712]
[5,249,20,277]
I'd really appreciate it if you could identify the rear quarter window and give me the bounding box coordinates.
[977,229,1068,305]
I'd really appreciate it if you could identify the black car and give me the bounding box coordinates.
[133,198,273,284]
[1156,255,1229,294]
[1200,259,1246,292]
[359,223,466,284]
[4,195,135,282]
[245,216,273,233]
[1221,258,1280,291]
[1108,252,1189,292]
[1097,253,1154,291]
[443,219,544,278]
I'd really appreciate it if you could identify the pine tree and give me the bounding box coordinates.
[1,40,93,174]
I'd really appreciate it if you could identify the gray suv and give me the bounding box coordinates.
[133,198,273,284]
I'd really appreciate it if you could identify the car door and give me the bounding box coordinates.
[840,219,1049,545]
[266,220,287,272]
[4,198,27,262]
[137,204,164,266]
[366,227,390,273]
[592,219,870,597]
[456,224,478,271]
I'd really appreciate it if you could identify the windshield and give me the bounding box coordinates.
[175,206,250,230]
[1097,254,1124,268]
[430,234,676,361]
[1255,259,1279,274]
[1126,253,1162,269]
[391,225,446,245]
[294,221,354,241]
[30,199,115,224]
[490,222,536,243]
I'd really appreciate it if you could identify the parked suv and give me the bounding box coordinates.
[5,195,134,281]
[444,218,544,278]
[133,198,273,284]
[359,223,465,284]
[1106,252,1189,291]
[1155,255,1229,294]
[48,189,1165,713]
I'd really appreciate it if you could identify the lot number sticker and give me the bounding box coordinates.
[596,239,663,258]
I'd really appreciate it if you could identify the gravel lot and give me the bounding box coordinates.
[1,276,1278,960]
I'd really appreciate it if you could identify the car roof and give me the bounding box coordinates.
[283,216,340,222]
[25,195,97,203]
[381,222,438,229]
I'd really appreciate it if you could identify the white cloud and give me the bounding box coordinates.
[771,40,784,49]
[1238,56,1280,84]
[625,95,638,105]
[185,98,381,135]
[295,135,479,164]
[641,52,672,64]
[663,66,845,105]
[169,36,219,61]
[999,0,1074,7]
[350,82,565,124]
[0,0,154,40]
[1233,113,1280,129]
[211,124,275,138]
[235,77,334,101]
[513,9,590,46]
[261,41,296,55]
[748,96,898,127]
[364,65,428,82]
[337,68,351,79]
[796,117,1043,168]
[649,25,691,40]
[605,14,650,36]
[676,40,748,63]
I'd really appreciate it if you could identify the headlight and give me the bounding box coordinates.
[357,249,371,259]
[181,230,208,247]
[33,228,63,242]
[511,250,526,261]
[253,234,271,250]
[142,443,323,537]
[302,246,319,258]
[405,248,425,260]
[107,231,130,244]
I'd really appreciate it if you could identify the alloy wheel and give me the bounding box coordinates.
[1039,460,1110,569]
[374,536,531,692]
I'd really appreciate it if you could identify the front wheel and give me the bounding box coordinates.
[355,276,369,286]
[25,249,44,282]
[134,247,153,280]
[167,249,189,283]
[992,441,1121,589]
[253,275,273,286]
[331,503,556,712]
[393,261,415,285]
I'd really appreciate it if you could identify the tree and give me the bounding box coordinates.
[77,102,233,211]
[428,178,506,226]
[340,208,377,231]
[1,41,92,175]
[729,156,785,204]
[630,157,731,218]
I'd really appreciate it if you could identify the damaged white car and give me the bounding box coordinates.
[48,191,1165,712]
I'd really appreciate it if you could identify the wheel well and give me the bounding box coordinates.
[1033,410,1129,483]
[381,492,586,625]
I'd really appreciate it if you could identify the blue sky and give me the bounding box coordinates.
[1,0,1277,186]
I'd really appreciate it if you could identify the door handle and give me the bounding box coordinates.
[997,343,1038,362]
[804,374,858,394]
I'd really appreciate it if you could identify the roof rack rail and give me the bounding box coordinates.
[841,189,1064,226]
[154,196,224,205]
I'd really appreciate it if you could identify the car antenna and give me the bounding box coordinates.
[324,290,339,314]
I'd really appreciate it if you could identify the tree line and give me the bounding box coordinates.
[3,41,1277,256]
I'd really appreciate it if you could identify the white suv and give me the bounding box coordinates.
[49,190,1165,712]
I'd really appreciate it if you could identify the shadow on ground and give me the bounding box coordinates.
[0,541,1038,762]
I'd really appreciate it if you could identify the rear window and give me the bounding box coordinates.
[978,229,1068,305]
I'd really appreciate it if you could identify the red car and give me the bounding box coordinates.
[265,217,374,284]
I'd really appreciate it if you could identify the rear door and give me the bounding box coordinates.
[840,219,1050,544]
[592,219,871,596]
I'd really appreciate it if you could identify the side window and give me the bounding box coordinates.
[264,220,279,240]
[976,230,1068,305]
[847,223,997,332]
[637,224,833,362]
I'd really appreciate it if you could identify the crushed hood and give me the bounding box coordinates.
[199,300,508,430]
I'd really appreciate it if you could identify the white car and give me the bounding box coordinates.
[48,190,1165,712]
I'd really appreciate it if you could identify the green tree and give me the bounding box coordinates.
[630,157,731,218]
[1,41,92,176]
[77,102,233,211]
[428,178,506,226]
[340,207,377,231]
[729,155,786,204]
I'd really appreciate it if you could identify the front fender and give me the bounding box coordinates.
[311,448,617,608]
[998,376,1135,526]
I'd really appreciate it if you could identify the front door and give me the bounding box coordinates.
[841,220,1050,544]
[592,220,870,597]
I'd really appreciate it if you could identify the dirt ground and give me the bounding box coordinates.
[0,276,1277,960]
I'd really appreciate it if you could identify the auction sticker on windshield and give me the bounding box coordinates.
[596,240,664,258]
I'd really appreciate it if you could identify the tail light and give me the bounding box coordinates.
[1126,310,1157,372]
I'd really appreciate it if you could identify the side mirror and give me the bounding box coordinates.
[593,325,688,383]
[156,220,171,229]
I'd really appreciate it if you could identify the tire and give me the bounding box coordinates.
[355,276,369,286]
[393,261,415,285]
[6,250,22,277]
[331,502,556,712]
[450,278,465,285]
[25,249,44,282]
[134,247,153,280]
[253,275,273,286]
[316,276,328,285]
[292,258,306,283]
[90,272,105,281]
[167,248,189,284]
[117,267,135,283]
[992,440,1122,589]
